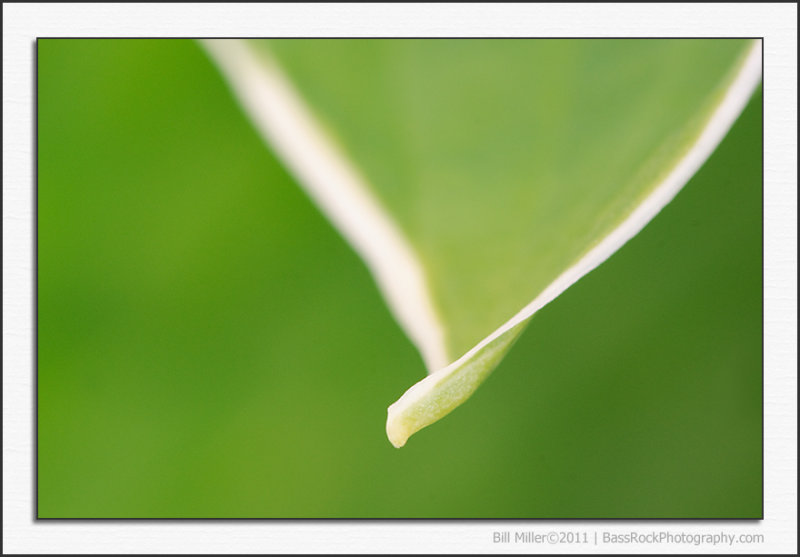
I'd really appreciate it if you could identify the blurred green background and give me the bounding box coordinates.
[37,39,762,518]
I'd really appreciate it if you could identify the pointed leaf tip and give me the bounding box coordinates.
[385,324,527,447]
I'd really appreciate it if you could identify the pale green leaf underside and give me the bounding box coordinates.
[387,321,528,447]
[205,39,760,447]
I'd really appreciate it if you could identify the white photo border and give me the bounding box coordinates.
[3,3,796,554]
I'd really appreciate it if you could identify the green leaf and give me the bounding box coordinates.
[203,38,762,447]
[38,39,762,517]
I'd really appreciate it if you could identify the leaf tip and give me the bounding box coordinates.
[386,407,410,448]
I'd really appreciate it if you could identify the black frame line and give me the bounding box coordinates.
[33,36,766,522]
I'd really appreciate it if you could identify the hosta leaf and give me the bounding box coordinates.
[203,39,762,447]
[38,39,762,517]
